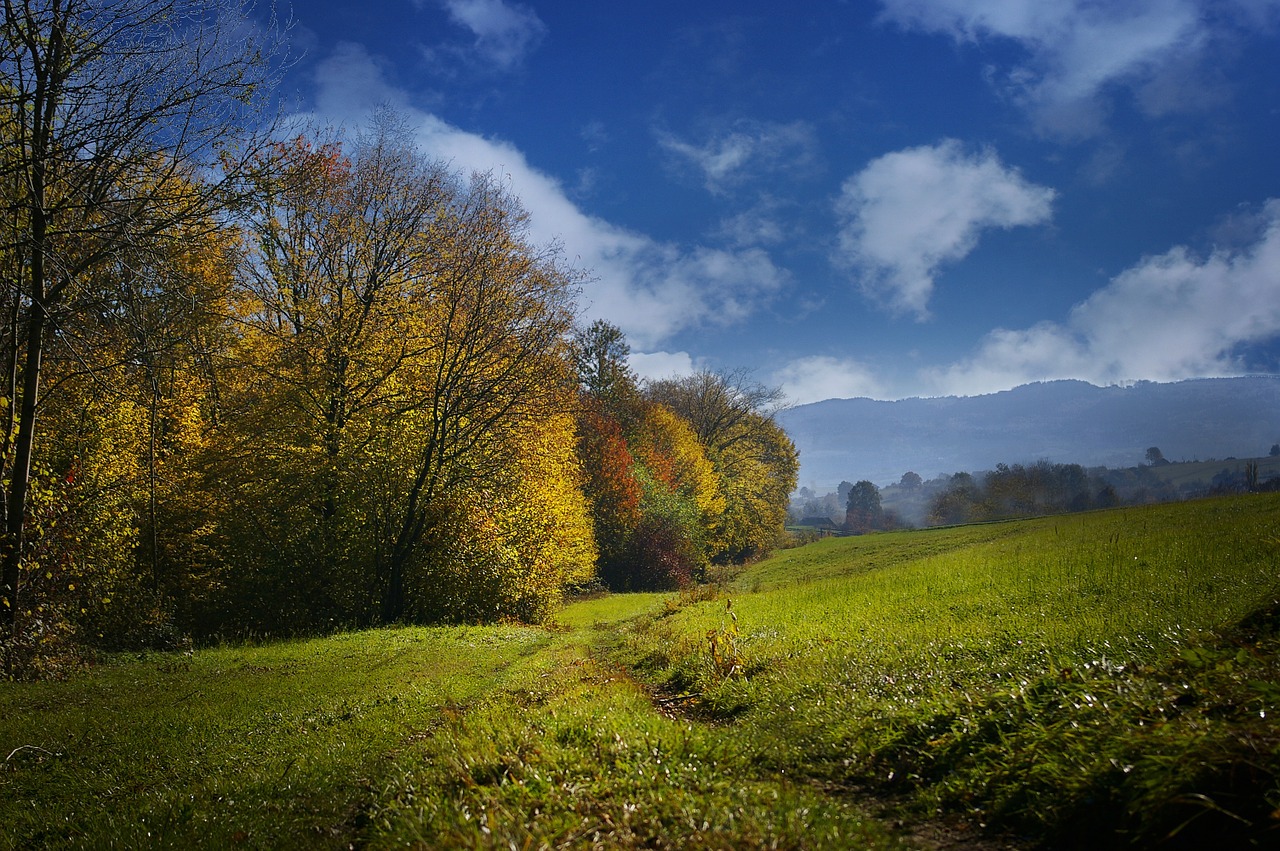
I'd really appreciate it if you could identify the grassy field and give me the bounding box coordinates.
[3,494,1280,848]
[1142,455,1280,491]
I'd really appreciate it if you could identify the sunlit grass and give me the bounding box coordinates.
[0,627,549,848]
[614,494,1280,845]
[0,596,899,849]
[5,494,1278,848]
[554,590,669,629]
[365,631,899,850]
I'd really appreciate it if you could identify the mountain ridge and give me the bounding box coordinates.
[776,376,1280,490]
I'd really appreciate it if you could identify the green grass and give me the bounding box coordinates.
[1141,454,1280,490]
[364,626,897,850]
[4,494,1280,848]
[614,495,1280,846]
[0,626,550,848]
[0,597,897,849]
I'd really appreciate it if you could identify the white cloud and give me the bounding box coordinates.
[436,0,547,70]
[879,0,1208,137]
[926,199,1280,395]
[656,120,818,194]
[715,209,786,248]
[772,356,887,406]
[311,44,787,350]
[630,351,699,383]
[834,140,1055,319]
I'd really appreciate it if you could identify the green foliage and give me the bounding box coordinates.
[571,319,640,420]
[608,463,705,591]
[926,461,1106,524]
[844,479,884,533]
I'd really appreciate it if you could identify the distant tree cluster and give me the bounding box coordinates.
[789,478,903,534]
[926,461,1113,525]
[789,455,1244,533]
[0,3,797,676]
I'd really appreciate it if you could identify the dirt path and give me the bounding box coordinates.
[606,643,1033,851]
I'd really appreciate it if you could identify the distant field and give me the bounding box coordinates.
[1142,454,1280,489]
[3,493,1279,848]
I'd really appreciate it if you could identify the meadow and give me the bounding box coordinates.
[3,494,1279,848]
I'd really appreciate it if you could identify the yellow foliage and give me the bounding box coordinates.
[493,410,598,594]
[632,403,726,527]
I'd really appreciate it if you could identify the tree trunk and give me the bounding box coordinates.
[1,248,46,649]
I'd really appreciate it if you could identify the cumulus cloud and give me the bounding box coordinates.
[879,0,1208,137]
[772,356,888,405]
[311,44,787,350]
[656,120,818,194]
[834,140,1056,319]
[926,199,1280,395]
[629,351,699,383]
[435,0,547,70]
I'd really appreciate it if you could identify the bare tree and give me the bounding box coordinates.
[645,369,786,456]
[0,0,284,651]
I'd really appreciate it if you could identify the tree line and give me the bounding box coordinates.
[793,463,1124,533]
[794,451,1280,535]
[0,0,797,677]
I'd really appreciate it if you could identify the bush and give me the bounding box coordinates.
[603,515,700,591]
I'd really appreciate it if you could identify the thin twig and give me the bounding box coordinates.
[6,744,54,761]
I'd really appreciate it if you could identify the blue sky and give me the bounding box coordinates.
[283,0,1280,403]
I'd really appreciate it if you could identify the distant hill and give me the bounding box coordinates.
[777,377,1280,490]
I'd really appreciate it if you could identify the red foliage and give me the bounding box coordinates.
[576,400,642,559]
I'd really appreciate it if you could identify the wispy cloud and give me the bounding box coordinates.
[656,120,819,194]
[879,0,1211,137]
[833,139,1055,319]
[771,356,888,406]
[715,206,788,248]
[925,199,1280,395]
[311,43,788,350]
[434,0,547,71]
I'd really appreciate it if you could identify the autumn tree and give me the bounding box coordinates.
[610,401,724,589]
[0,0,282,660]
[38,198,241,649]
[575,398,642,578]
[218,121,458,627]
[375,171,582,622]
[646,370,797,563]
[400,410,596,623]
[225,120,585,628]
